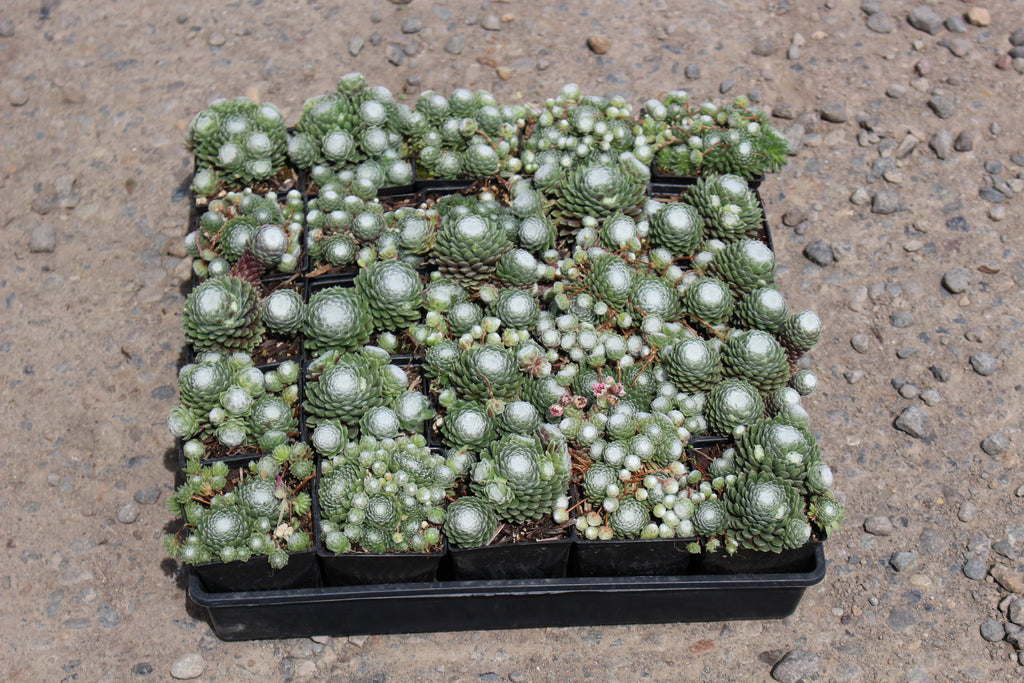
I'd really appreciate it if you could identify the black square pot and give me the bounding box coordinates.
[447,537,572,581]
[570,536,698,577]
[697,538,822,575]
[192,549,320,593]
[319,545,446,586]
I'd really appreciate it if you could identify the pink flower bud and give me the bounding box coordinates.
[549,404,564,417]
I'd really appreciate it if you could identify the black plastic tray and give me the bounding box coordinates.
[188,543,825,640]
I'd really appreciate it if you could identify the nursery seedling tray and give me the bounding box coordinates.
[189,544,825,640]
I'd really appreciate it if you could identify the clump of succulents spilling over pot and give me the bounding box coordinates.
[319,435,454,554]
[168,352,300,463]
[165,444,314,568]
[644,92,791,179]
[187,97,289,196]
[172,79,844,585]
[187,188,305,279]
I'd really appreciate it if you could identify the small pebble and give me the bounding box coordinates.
[818,102,848,124]
[587,35,611,54]
[898,383,919,399]
[866,13,895,34]
[1011,28,1024,47]
[970,352,999,376]
[1014,57,1024,74]
[896,347,917,359]
[894,405,928,439]
[803,239,834,266]
[29,223,57,253]
[928,95,956,119]
[401,17,422,34]
[348,36,364,56]
[981,620,1006,642]
[886,83,906,98]
[787,45,800,60]
[981,432,1008,456]
[965,327,986,343]
[116,502,140,524]
[941,267,971,293]
[871,190,899,214]
[134,487,160,505]
[851,334,871,354]
[864,515,894,536]
[890,551,918,572]
[782,208,807,226]
[770,649,820,683]
[963,558,989,580]
[850,187,871,205]
[132,662,154,676]
[752,38,775,57]
[891,311,915,328]
[844,370,864,384]
[480,14,501,30]
[945,15,967,33]
[954,130,973,151]
[994,541,1019,561]
[684,63,701,79]
[719,79,735,94]
[907,6,944,35]
[965,7,991,27]
[772,102,796,119]
[170,653,205,680]
[919,389,940,406]
[444,34,466,55]
[959,502,978,522]
[996,53,1013,70]
[1010,600,1024,626]
[930,365,950,382]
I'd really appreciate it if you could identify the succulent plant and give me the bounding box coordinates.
[354,259,424,331]
[679,276,734,327]
[444,496,500,548]
[303,287,374,355]
[304,349,402,428]
[432,213,513,290]
[182,274,264,354]
[705,378,765,435]
[261,288,305,336]
[734,417,822,491]
[170,354,301,458]
[733,286,789,334]
[450,344,526,402]
[648,202,705,258]
[470,430,571,523]
[688,174,764,242]
[406,89,524,179]
[187,189,304,278]
[318,435,451,554]
[723,471,808,552]
[646,94,790,179]
[165,444,314,568]
[661,338,722,393]
[549,157,649,237]
[708,239,776,296]
[187,97,289,194]
[720,329,790,394]
[781,310,823,358]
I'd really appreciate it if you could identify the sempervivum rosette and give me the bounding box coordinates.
[723,471,810,552]
[451,344,526,402]
[688,174,764,242]
[720,329,790,395]
[187,97,288,191]
[354,259,424,331]
[551,156,649,237]
[303,287,373,355]
[470,431,571,523]
[707,239,776,296]
[182,275,264,354]
[304,350,390,427]
[431,213,512,290]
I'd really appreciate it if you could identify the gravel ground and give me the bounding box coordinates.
[3,0,1024,680]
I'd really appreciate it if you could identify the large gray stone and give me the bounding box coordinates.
[770,649,820,683]
[894,405,928,439]
[908,6,943,35]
